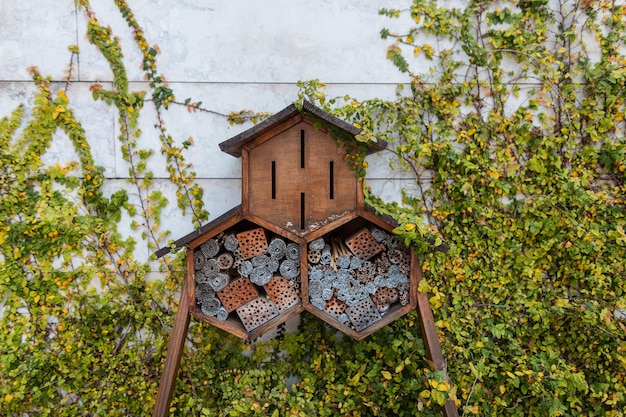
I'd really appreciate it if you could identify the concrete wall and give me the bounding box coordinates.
[0,0,419,268]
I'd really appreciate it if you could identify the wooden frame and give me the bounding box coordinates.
[152,101,457,417]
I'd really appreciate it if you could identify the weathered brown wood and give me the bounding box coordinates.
[152,278,191,417]
[155,206,244,258]
[304,211,359,241]
[241,149,250,216]
[219,101,385,158]
[415,265,458,417]
[247,121,358,233]
[187,211,243,251]
[191,311,249,339]
[243,214,303,244]
[219,106,302,157]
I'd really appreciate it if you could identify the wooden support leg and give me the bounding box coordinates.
[416,291,459,417]
[153,281,191,417]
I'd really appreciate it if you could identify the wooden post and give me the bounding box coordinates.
[152,278,191,417]
[416,290,459,417]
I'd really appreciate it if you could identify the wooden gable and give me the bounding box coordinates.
[220,100,385,236]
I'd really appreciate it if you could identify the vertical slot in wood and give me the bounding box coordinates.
[271,161,276,199]
[329,161,334,200]
[300,192,305,230]
[300,130,305,169]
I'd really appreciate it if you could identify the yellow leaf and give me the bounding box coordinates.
[381,370,392,380]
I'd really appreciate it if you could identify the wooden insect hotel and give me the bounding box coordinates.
[152,100,457,417]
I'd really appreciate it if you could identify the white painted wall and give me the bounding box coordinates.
[0,0,417,269]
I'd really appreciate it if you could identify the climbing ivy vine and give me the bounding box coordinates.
[2,0,625,416]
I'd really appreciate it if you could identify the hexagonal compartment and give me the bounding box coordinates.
[190,219,303,340]
[302,216,417,339]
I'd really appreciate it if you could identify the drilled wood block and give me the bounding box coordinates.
[264,276,300,311]
[345,228,383,261]
[236,297,279,331]
[217,277,259,312]
[371,287,399,313]
[345,297,382,332]
[236,228,268,259]
[216,253,234,270]
[323,296,347,318]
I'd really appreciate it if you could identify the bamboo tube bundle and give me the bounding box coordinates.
[309,267,324,281]
[309,279,323,299]
[199,296,222,317]
[216,253,234,270]
[208,272,229,292]
[249,265,272,286]
[251,254,270,268]
[193,251,206,271]
[349,256,361,270]
[320,244,332,265]
[216,307,228,321]
[267,256,280,273]
[371,228,388,243]
[309,237,326,251]
[321,287,333,301]
[373,274,387,289]
[321,271,336,290]
[237,260,253,277]
[387,265,410,290]
[336,255,351,269]
[223,234,238,252]
[200,239,220,259]
[310,297,326,310]
[399,250,410,274]
[285,242,300,260]
[333,270,350,290]
[354,260,375,285]
[232,248,245,268]
[279,259,299,279]
[202,258,220,277]
[195,259,218,284]
[195,282,216,301]
[268,238,287,259]
[384,235,399,250]
[399,290,410,306]
[364,282,377,295]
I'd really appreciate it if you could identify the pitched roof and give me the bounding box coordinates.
[154,205,243,258]
[218,100,386,157]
